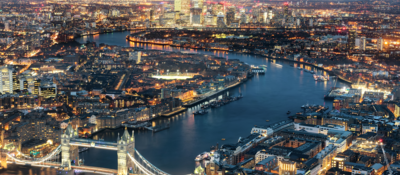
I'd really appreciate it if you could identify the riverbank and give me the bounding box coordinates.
[124,32,352,85]
[270,57,353,84]
[72,31,345,175]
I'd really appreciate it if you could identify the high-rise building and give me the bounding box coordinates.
[347,30,357,50]
[12,71,18,92]
[33,79,41,95]
[226,7,235,26]
[40,82,57,98]
[377,37,384,51]
[191,8,202,25]
[193,0,199,8]
[283,2,289,16]
[174,0,182,12]
[217,13,226,28]
[150,9,154,21]
[211,4,218,15]
[4,23,9,31]
[204,13,216,26]
[217,3,224,14]
[181,0,190,16]
[263,12,268,23]
[360,36,366,51]
[355,38,360,48]
[268,7,274,19]
[198,0,203,8]
[0,66,14,94]
[309,18,313,27]
[240,13,247,24]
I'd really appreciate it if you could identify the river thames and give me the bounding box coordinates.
[0,31,347,175]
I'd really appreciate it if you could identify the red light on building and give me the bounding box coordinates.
[379,139,383,142]
[284,2,289,5]
[338,30,341,32]
[342,27,346,30]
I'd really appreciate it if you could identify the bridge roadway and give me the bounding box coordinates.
[8,161,139,175]
[3,126,170,175]
[69,138,118,150]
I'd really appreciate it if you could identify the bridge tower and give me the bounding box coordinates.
[61,124,79,170]
[117,127,135,175]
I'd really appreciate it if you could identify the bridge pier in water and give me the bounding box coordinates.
[4,123,168,175]
[117,127,135,175]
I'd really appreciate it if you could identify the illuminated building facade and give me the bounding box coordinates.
[174,0,182,12]
[360,36,366,51]
[279,158,297,175]
[268,7,274,19]
[226,7,235,26]
[377,37,383,51]
[181,0,190,16]
[315,144,337,173]
[348,30,357,50]
[217,13,226,28]
[191,8,202,25]
[0,66,14,94]
[331,155,346,170]
[40,83,57,99]
[283,2,289,16]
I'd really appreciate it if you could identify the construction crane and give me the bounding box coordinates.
[380,140,393,175]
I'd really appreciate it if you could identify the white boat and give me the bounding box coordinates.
[310,70,315,74]
[275,64,283,67]
[297,67,302,70]
[318,76,327,81]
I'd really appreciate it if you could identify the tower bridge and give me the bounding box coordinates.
[0,124,169,175]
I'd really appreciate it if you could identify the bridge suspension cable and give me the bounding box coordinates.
[134,149,170,175]
[127,152,156,175]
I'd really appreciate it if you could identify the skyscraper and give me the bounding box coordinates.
[191,8,202,25]
[347,30,357,50]
[4,23,9,31]
[268,7,274,19]
[0,66,14,94]
[12,70,18,92]
[149,9,154,21]
[226,7,235,26]
[174,0,182,12]
[240,13,247,24]
[377,37,384,51]
[360,36,366,51]
[217,12,226,28]
[181,0,190,16]
[283,2,289,16]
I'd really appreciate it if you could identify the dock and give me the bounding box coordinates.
[144,123,170,133]
[183,80,243,107]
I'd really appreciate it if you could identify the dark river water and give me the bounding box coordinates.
[0,31,347,175]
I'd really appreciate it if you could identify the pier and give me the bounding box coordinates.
[183,80,243,108]
[161,107,187,117]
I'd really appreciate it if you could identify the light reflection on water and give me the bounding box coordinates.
[0,31,350,175]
